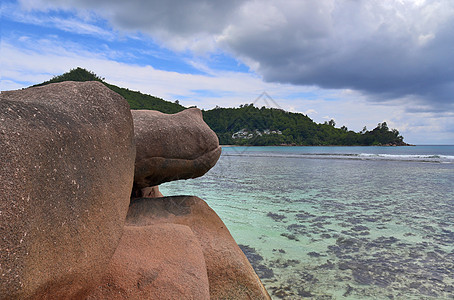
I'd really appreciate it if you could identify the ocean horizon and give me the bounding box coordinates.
[161,145,454,299]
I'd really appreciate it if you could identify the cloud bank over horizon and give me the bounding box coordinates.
[2,0,454,144]
[18,0,454,113]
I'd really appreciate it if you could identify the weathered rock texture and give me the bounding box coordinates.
[87,224,210,300]
[0,81,136,299]
[126,196,271,300]
[132,108,221,195]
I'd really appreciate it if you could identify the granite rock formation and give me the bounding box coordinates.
[126,196,271,300]
[86,224,210,300]
[0,81,270,300]
[0,82,136,299]
[132,108,221,196]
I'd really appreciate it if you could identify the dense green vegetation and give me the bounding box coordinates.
[202,104,406,146]
[34,68,185,113]
[33,67,105,85]
[34,68,408,146]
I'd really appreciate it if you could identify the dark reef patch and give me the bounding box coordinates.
[295,211,316,220]
[267,212,287,222]
[270,258,300,269]
[238,244,275,280]
[307,251,324,258]
[233,166,454,299]
[281,233,299,241]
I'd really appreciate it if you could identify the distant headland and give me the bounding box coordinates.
[34,67,411,147]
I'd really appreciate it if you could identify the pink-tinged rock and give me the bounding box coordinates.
[0,81,135,299]
[126,196,271,300]
[87,224,210,300]
[132,108,221,194]
[139,185,163,198]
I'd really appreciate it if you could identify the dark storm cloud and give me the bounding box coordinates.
[28,0,454,110]
[219,0,454,110]
[33,0,243,35]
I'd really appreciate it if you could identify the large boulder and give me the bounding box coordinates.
[0,81,136,299]
[132,109,221,196]
[126,196,271,300]
[87,224,210,300]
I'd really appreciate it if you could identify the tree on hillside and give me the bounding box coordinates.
[33,69,409,146]
[34,68,185,113]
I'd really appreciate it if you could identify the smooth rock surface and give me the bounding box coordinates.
[87,224,210,300]
[126,196,271,300]
[0,81,136,299]
[132,108,221,193]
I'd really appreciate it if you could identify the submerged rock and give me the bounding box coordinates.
[240,245,275,280]
[0,82,135,299]
[267,212,287,222]
[132,108,221,195]
[126,196,271,300]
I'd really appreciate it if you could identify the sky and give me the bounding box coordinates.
[1,0,454,144]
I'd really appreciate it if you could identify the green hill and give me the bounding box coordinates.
[202,104,407,146]
[33,68,409,146]
[34,67,185,113]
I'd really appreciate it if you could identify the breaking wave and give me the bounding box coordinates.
[223,152,454,163]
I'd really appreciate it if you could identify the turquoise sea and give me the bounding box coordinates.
[160,146,454,299]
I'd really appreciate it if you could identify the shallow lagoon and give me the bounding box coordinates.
[161,146,454,299]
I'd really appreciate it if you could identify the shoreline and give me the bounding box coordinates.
[221,144,416,147]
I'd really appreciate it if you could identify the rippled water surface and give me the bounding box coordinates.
[161,146,454,299]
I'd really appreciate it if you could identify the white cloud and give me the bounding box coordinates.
[303,109,317,116]
[2,36,451,144]
[3,0,454,144]
[16,0,454,112]
[0,38,267,107]
[6,3,115,39]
